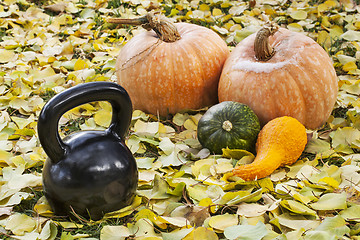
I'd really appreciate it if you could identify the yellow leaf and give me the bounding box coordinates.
[318,176,340,188]
[11,115,34,129]
[57,221,84,229]
[317,30,331,49]
[212,8,223,16]
[191,158,216,178]
[168,8,179,17]
[100,225,131,240]
[199,4,210,11]
[94,109,112,127]
[199,197,217,213]
[183,227,218,240]
[321,16,331,27]
[0,150,11,165]
[134,120,159,135]
[0,49,16,63]
[208,214,238,231]
[343,61,357,72]
[135,209,168,229]
[74,59,89,70]
[290,10,307,20]
[355,21,360,29]
[287,23,303,32]
[34,196,54,217]
[5,213,36,235]
[59,42,74,57]
[103,195,142,219]
[183,118,197,130]
[214,161,233,174]
[161,216,191,227]
[318,0,337,12]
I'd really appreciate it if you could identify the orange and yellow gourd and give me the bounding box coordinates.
[233,116,307,181]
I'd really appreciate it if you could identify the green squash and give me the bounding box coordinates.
[197,101,260,154]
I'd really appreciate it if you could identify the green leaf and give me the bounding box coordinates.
[224,221,268,240]
[341,30,360,41]
[150,174,171,199]
[276,213,320,231]
[167,182,185,196]
[304,231,336,240]
[340,205,360,222]
[222,148,255,160]
[305,216,350,239]
[280,200,317,216]
[39,220,58,240]
[305,138,332,154]
[310,193,347,210]
[218,188,259,205]
[330,127,360,149]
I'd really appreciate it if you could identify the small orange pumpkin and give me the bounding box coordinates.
[109,13,229,116]
[233,116,307,181]
[218,23,338,129]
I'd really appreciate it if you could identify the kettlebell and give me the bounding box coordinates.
[38,81,138,220]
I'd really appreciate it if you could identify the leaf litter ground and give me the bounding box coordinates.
[0,0,360,239]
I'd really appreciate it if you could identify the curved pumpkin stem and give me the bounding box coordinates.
[108,11,181,43]
[254,22,279,61]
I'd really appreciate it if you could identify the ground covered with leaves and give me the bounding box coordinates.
[0,0,360,239]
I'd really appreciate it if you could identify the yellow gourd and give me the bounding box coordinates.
[233,116,307,181]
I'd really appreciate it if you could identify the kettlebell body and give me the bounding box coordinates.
[38,82,138,220]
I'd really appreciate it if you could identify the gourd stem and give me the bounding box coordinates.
[108,12,181,43]
[222,120,233,132]
[254,23,279,61]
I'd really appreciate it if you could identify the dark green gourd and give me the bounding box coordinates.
[197,101,260,154]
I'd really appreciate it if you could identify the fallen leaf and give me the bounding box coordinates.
[5,213,36,235]
[310,193,347,210]
[223,221,268,240]
[208,213,238,231]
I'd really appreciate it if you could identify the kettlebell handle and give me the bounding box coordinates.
[38,82,132,164]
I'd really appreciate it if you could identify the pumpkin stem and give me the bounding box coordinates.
[108,11,181,43]
[222,120,233,132]
[254,22,279,61]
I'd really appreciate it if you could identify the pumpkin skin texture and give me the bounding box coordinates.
[197,101,260,154]
[115,21,229,116]
[233,116,307,181]
[218,26,338,129]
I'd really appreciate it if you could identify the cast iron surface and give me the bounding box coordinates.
[38,81,138,220]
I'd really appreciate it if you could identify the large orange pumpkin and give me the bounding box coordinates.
[218,24,338,129]
[110,13,229,116]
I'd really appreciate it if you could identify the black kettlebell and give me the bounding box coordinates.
[38,82,138,220]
